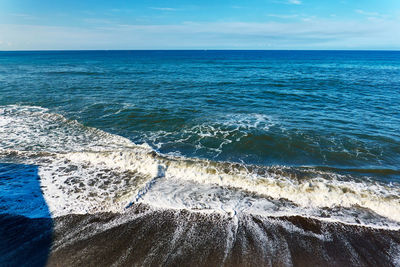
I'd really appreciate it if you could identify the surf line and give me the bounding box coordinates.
[125,163,168,209]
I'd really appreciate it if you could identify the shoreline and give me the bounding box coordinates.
[2,203,399,266]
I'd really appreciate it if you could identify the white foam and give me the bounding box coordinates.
[35,148,400,229]
[38,154,154,217]
[139,113,275,156]
[1,105,400,230]
[150,154,400,224]
[0,105,133,153]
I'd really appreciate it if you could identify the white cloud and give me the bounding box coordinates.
[150,7,177,11]
[356,9,379,16]
[355,9,388,19]
[0,17,399,50]
[267,14,299,19]
[288,0,302,5]
[83,18,115,24]
[9,13,37,20]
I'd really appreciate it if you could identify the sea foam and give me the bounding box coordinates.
[1,105,400,230]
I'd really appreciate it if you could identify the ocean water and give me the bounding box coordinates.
[1,50,400,265]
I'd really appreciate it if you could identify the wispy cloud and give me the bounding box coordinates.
[150,7,178,11]
[83,18,115,24]
[288,0,302,5]
[355,9,388,19]
[267,14,299,19]
[9,13,37,20]
[267,13,315,21]
[1,13,400,50]
[272,0,302,5]
[356,10,379,16]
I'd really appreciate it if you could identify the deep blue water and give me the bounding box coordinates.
[1,50,400,180]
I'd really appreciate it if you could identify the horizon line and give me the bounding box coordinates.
[1,49,400,52]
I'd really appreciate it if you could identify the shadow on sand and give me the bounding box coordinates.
[0,163,53,266]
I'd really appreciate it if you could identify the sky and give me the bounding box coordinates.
[0,0,399,50]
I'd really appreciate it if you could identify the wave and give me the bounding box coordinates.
[1,105,400,229]
[45,71,103,75]
[309,166,400,177]
[0,105,133,153]
[33,149,399,227]
[130,111,399,170]
[137,113,275,156]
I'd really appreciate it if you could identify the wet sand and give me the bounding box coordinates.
[45,204,400,266]
[1,203,399,266]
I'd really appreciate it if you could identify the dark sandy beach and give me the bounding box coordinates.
[2,203,399,267]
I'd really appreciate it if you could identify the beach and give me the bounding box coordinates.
[2,204,399,266]
[0,50,399,266]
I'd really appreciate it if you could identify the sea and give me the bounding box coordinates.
[0,50,399,266]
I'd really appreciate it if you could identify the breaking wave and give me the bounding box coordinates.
[1,105,400,230]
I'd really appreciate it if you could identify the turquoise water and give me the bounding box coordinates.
[0,51,400,229]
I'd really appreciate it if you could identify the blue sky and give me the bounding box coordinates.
[0,0,399,50]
